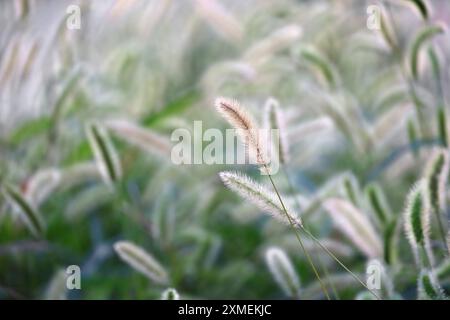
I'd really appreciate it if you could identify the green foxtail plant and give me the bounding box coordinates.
[114,241,169,285]
[215,96,380,299]
[403,180,434,268]
[265,246,301,299]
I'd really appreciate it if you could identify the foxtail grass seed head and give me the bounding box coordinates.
[418,270,446,300]
[428,46,442,82]
[407,118,419,156]
[265,246,301,298]
[244,24,302,65]
[403,180,432,264]
[263,97,289,164]
[14,0,30,20]
[300,46,337,88]
[114,241,169,285]
[23,168,61,206]
[58,162,101,191]
[3,184,45,238]
[44,269,67,300]
[424,149,449,215]
[288,116,334,144]
[195,0,243,43]
[365,183,391,227]
[215,97,269,170]
[384,219,399,266]
[437,108,448,147]
[341,173,359,205]
[372,104,412,146]
[152,201,175,246]
[410,24,445,80]
[403,0,431,21]
[65,185,114,221]
[104,119,172,158]
[85,121,122,186]
[379,4,397,50]
[324,198,382,258]
[219,171,302,227]
[161,288,180,300]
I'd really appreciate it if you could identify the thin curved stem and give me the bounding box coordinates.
[281,166,339,299]
[301,227,381,300]
[263,165,331,300]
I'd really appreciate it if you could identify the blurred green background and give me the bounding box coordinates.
[1,0,450,300]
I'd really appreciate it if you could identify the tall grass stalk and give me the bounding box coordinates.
[265,246,301,299]
[404,180,434,269]
[263,166,331,300]
[281,166,340,299]
[217,96,381,299]
[114,241,169,285]
[424,150,449,248]
[215,97,330,299]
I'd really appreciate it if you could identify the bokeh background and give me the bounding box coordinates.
[1,0,450,299]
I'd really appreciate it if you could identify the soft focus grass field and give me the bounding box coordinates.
[1,0,450,300]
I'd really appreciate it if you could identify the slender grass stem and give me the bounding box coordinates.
[385,2,428,137]
[266,165,380,299]
[317,252,340,300]
[275,168,380,299]
[281,166,340,299]
[263,165,331,300]
[301,228,381,300]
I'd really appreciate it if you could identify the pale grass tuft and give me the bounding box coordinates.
[410,24,445,80]
[104,119,172,158]
[371,103,412,147]
[287,116,334,144]
[264,97,289,164]
[65,185,114,221]
[401,0,431,21]
[44,269,67,300]
[161,288,180,300]
[265,246,301,298]
[379,4,397,50]
[418,270,446,300]
[114,241,169,285]
[85,121,122,186]
[323,198,382,258]
[244,25,302,66]
[195,0,243,43]
[215,97,269,168]
[14,0,30,20]
[219,171,302,227]
[58,162,101,191]
[23,168,61,206]
[3,184,45,238]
